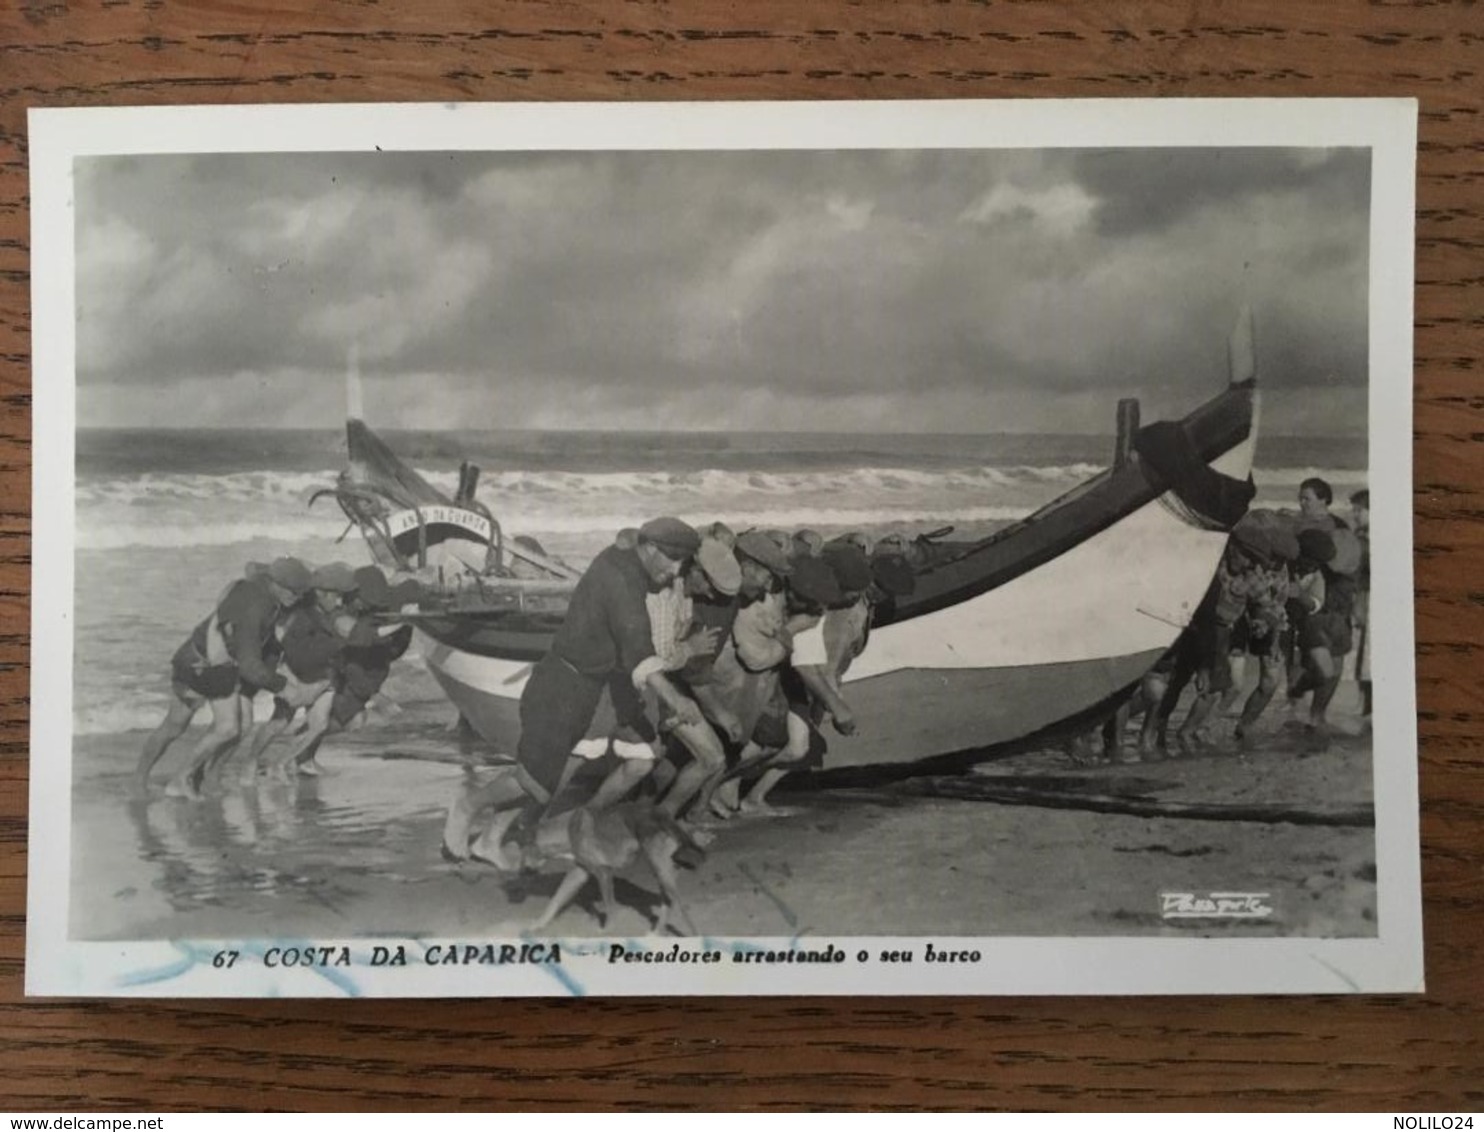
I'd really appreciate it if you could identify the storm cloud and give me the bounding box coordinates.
[75,146,1370,434]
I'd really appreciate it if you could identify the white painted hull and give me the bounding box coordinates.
[413,393,1259,770]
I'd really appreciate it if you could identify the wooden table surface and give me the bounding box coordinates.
[1,0,1481,1113]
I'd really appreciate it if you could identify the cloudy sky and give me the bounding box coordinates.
[74,145,1369,435]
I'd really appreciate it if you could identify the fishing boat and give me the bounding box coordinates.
[319,337,1260,774]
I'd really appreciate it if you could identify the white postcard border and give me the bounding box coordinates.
[27,98,1421,997]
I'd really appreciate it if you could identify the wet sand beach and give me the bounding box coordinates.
[73,701,1376,942]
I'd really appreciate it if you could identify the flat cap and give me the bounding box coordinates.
[870,553,917,598]
[696,537,742,596]
[311,561,359,593]
[822,542,873,593]
[1229,526,1274,567]
[267,556,313,595]
[792,529,824,558]
[703,520,737,548]
[787,556,842,608]
[734,530,793,577]
[638,516,701,560]
[353,565,394,609]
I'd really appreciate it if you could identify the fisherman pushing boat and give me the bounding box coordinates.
[439,517,709,868]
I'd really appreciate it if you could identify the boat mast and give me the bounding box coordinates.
[346,343,364,421]
[1228,304,1257,387]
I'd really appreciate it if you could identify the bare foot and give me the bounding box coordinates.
[468,836,526,872]
[737,800,798,818]
[676,823,718,848]
[1301,724,1331,755]
[163,775,202,801]
[466,809,528,871]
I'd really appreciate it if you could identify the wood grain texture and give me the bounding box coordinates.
[2,0,1481,1112]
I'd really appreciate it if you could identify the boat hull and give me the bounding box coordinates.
[419,629,1166,770]
[383,381,1259,772]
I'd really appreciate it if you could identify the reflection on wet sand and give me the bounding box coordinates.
[90,746,470,936]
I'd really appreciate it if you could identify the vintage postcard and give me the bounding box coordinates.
[27,99,1421,996]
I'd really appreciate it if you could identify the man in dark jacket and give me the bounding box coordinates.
[442,517,704,867]
[261,564,415,780]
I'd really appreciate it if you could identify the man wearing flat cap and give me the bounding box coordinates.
[443,516,707,865]
[262,564,417,782]
[136,556,324,798]
[233,562,363,782]
[643,535,743,822]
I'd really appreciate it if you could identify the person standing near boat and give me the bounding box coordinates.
[262,565,415,780]
[642,536,740,823]
[1284,477,1344,674]
[441,517,707,867]
[231,561,357,784]
[1229,537,1295,749]
[710,554,844,817]
[1286,526,1361,752]
[135,557,321,798]
[731,540,877,812]
[698,530,796,818]
[1150,530,1272,754]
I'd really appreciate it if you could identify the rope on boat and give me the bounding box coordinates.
[891,776,1375,828]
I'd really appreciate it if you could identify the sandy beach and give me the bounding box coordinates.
[72,697,1375,943]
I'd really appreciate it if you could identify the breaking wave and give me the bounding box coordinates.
[75,463,1121,551]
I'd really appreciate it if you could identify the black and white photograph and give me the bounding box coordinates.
[27,100,1421,996]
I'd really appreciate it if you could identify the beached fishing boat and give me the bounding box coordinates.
[320,354,1260,773]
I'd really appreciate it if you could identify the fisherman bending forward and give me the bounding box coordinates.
[135,557,323,798]
[441,517,706,868]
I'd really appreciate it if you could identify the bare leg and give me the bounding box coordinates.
[1178,690,1220,752]
[442,767,527,860]
[644,835,698,936]
[531,866,592,932]
[165,694,244,800]
[135,691,201,794]
[594,866,618,927]
[740,714,809,814]
[709,776,742,819]
[225,700,290,785]
[269,692,335,777]
[290,730,328,775]
[1217,653,1247,717]
[1137,672,1169,755]
[1236,653,1282,744]
[1154,655,1196,752]
[740,766,790,811]
[1102,701,1133,762]
[587,756,655,812]
[1305,646,1341,749]
[658,720,726,821]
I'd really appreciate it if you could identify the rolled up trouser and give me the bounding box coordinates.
[517,657,658,796]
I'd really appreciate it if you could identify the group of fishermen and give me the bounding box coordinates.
[137,476,1369,851]
[135,512,918,871]
[135,558,416,798]
[440,517,919,868]
[1107,477,1371,761]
